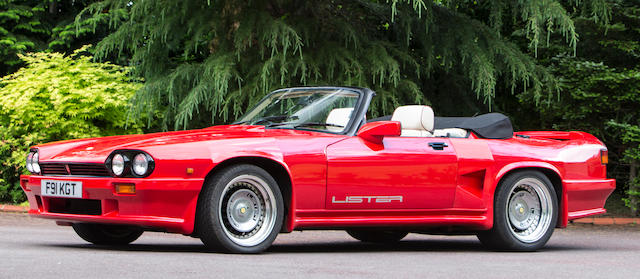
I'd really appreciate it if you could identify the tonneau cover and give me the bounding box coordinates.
[434,113,513,139]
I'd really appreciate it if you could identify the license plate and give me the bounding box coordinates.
[41,180,83,198]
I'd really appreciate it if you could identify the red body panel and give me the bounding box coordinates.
[21,125,615,235]
[326,137,457,209]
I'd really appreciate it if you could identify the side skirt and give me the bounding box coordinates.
[293,208,491,231]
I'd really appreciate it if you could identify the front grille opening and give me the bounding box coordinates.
[48,198,101,215]
[40,164,69,175]
[68,164,110,176]
[40,163,110,177]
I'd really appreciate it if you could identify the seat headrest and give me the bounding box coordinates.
[391,105,434,132]
[326,107,353,132]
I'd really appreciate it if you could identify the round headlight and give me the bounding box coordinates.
[31,152,40,173]
[112,154,126,176]
[132,153,149,176]
[31,152,41,173]
[26,152,34,173]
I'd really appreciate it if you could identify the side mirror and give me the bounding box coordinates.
[357,121,401,145]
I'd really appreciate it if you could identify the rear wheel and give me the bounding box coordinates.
[72,223,143,245]
[197,164,284,253]
[477,171,558,251]
[347,229,408,243]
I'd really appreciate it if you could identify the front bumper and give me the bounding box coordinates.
[20,175,204,235]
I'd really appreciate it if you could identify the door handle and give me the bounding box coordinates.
[428,142,448,150]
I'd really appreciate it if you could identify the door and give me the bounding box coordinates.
[326,136,458,209]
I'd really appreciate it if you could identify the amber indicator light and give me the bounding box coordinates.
[600,149,608,165]
[115,183,136,194]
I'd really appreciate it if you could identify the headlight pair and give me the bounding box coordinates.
[106,150,155,177]
[26,150,40,174]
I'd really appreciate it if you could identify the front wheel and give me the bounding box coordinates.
[347,229,408,243]
[72,223,143,245]
[197,164,284,253]
[477,171,558,251]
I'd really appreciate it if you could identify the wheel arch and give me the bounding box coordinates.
[194,156,294,235]
[493,164,565,228]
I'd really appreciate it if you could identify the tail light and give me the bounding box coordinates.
[600,149,608,165]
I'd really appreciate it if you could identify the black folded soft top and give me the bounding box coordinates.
[434,113,514,139]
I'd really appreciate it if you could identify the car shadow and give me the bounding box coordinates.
[268,239,485,253]
[268,239,595,253]
[35,242,210,253]
[33,238,593,254]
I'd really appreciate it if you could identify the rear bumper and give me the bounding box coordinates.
[20,175,203,234]
[564,178,615,221]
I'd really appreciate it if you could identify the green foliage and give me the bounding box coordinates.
[48,0,127,55]
[608,120,640,215]
[609,121,640,162]
[70,0,609,130]
[526,59,640,140]
[0,0,112,76]
[0,0,49,74]
[620,174,640,213]
[0,47,142,203]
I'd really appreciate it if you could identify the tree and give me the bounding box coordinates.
[0,0,114,76]
[0,47,142,203]
[72,0,609,130]
[0,0,49,75]
[609,121,640,215]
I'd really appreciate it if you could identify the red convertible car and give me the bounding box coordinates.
[20,86,614,253]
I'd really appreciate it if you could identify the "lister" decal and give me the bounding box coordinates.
[331,195,403,203]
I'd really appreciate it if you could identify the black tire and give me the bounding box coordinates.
[72,223,143,245]
[197,164,284,253]
[347,229,408,243]
[477,170,558,251]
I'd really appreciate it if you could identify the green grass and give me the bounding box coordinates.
[18,200,29,207]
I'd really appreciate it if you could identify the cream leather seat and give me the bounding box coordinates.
[391,105,434,137]
[325,108,353,132]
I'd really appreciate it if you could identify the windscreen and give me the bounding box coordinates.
[236,88,361,133]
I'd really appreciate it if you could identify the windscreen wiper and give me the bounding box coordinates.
[264,122,294,128]
[251,115,298,125]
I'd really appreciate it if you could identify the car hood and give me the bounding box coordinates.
[34,125,321,163]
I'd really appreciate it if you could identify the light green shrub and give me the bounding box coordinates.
[0,46,142,203]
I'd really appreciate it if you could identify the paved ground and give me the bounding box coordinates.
[1,213,638,279]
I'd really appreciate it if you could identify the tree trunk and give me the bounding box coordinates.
[49,1,57,15]
[630,161,638,216]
